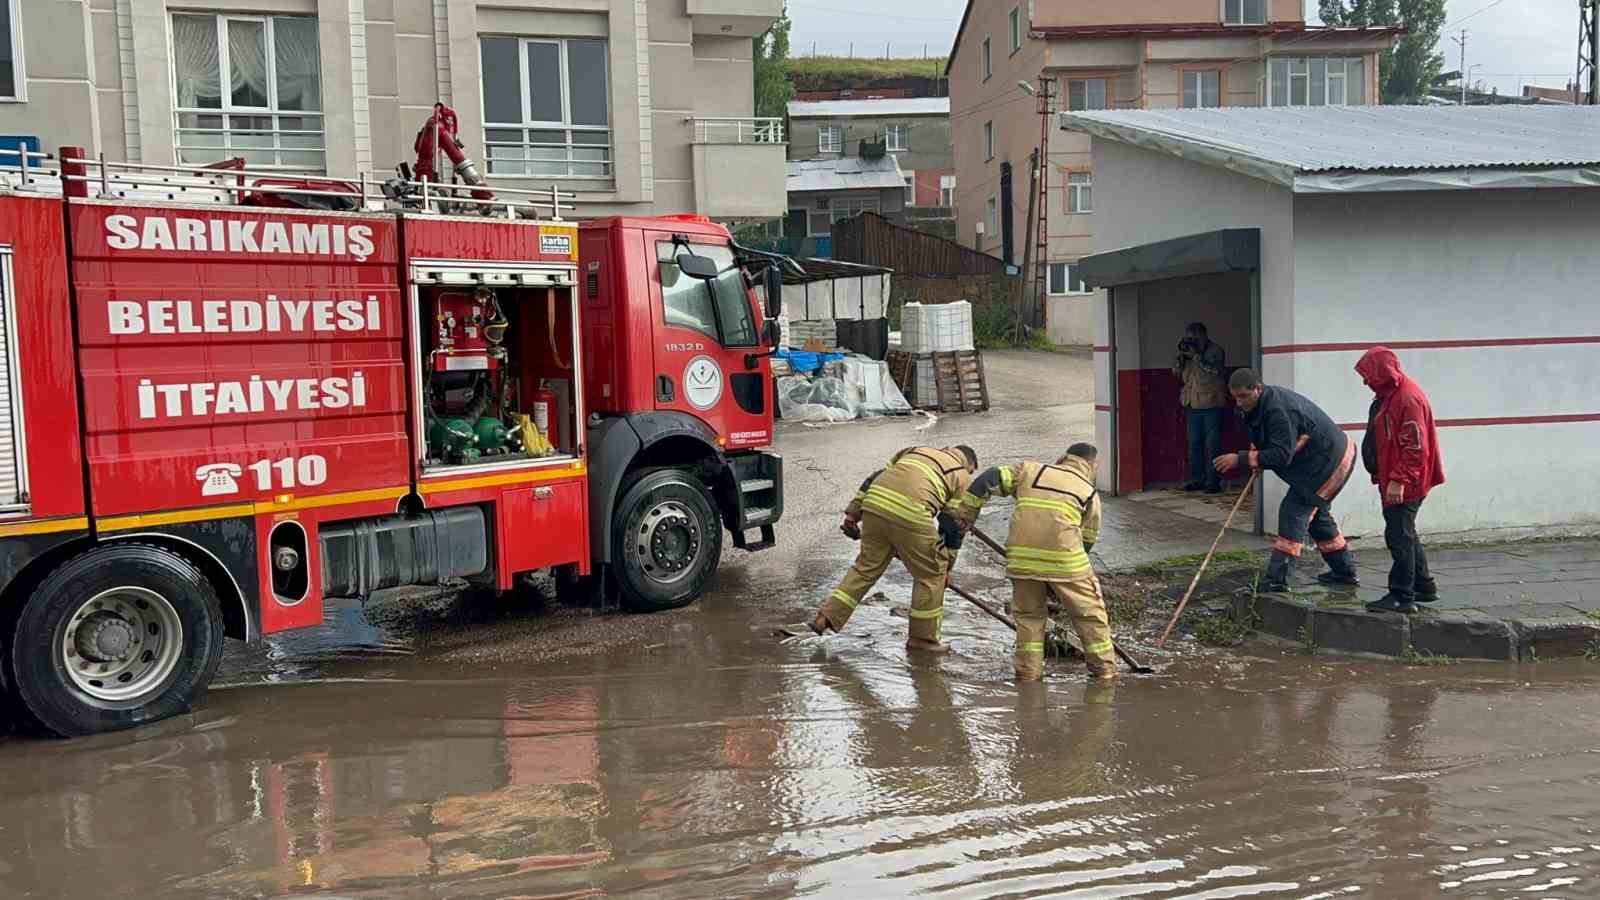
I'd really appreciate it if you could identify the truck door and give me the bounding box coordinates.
[646,231,771,449]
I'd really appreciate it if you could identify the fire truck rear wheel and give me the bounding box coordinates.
[613,469,722,612]
[11,544,227,737]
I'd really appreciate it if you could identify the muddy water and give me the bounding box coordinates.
[3,578,1600,900]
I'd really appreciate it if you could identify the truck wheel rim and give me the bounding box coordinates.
[635,499,702,586]
[61,586,185,703]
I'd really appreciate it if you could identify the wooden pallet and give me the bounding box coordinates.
[887,350,988,412]
[930,350,989,413]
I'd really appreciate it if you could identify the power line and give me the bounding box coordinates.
[1443,0,1512,30]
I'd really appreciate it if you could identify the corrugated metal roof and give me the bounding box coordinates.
[787,97,950,118]
[787,155,906,193]
[1063,106,1600,192]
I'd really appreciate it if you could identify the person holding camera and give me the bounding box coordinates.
[1174,322,1228,493]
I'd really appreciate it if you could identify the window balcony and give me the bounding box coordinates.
[689,116,786,219]
[686,0,784,38]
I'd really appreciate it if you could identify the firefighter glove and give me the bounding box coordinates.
[840,517,861,541]
[937,512,966,551]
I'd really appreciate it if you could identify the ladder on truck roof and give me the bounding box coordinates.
[0,144,578,221]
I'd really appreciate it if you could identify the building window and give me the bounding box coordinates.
[1183,70,1222,108]
[818,124,842,154]
[171,14,324,169]
[1223,0,1266,25]
[1048,262,1090,295]
[903,172,915,206]
[1066,171,1092,214]
[1009,7,1022,53]
[983,121,993,161]
[985,196,997,237]
[982,36,992,81]
[939,174,955,207]
[480,36,612,179]
[1268,57,1366,107]
[832,196,878,222]
[885,124,907,152]
[0,0,24,101]
[1068,78,1110,111]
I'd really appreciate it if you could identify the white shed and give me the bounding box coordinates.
[1065,105,1600,539]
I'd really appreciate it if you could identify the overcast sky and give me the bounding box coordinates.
[783,0,1582,96]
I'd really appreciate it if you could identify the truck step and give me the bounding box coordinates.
[742,506,774,525]
[740,478,776,493]
[732,524,776,552]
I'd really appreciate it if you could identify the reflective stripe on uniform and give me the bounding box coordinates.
[960,490,983,509]
[1017,497,1083,522]
[1082,529,1100,544]
[1016,641,1045,655]
[999,467,1015,493]
[862,484,930,526]
[1007,546,1090,565]
[830,589,859,609]
[906,607,943,619]
[1271,536,1304,557]
[1084,638,1113,655]
[896,457,950,503]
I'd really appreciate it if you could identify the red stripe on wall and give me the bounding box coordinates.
[1094,404,1111,412]
[1092,345,1111,353]
[1263,336,1600,354]
[1338,412,1600,431]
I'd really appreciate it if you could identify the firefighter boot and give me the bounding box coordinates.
[1314,549,1361,587]
[1262,551,1294,593]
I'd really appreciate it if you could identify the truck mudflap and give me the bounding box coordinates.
[728,450,782,552]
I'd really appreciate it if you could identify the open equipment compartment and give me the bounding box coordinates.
[410,261,582,474]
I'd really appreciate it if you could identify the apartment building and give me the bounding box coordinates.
[0,0,787,218]
[787,96,953,207]
[947,0,1397,341]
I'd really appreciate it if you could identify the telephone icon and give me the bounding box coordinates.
[196,463,242,497]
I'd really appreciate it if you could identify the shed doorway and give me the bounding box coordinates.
[1080,229,1264,534]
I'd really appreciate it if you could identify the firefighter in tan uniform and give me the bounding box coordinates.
[957,443,1116,680]
[810,445,979,654]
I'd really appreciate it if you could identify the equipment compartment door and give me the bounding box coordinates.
[496,477,588,584]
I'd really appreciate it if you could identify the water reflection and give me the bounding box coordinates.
[2,626,1600,897]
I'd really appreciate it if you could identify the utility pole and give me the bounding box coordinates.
[1014,149,1038,345]
[1452,30,1469,105]
[1580,0,1599,104]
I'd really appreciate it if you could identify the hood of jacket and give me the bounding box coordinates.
[1356,346,1405,398]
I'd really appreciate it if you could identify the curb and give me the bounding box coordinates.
[1232,592,1600,661]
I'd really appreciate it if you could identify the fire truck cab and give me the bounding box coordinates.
[0,151,785,736]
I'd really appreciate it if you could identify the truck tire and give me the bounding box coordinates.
[612,469,722,612]
[9,544,227,737]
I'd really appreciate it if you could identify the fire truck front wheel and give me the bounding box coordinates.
[10,544,227,737]
[613,469,723,612]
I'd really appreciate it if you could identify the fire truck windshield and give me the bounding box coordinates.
[657,242,758,348]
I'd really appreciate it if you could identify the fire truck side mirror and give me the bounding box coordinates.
[763,266,783,319]
[675,251,719,280]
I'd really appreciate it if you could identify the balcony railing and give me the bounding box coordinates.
[690,116,786,145]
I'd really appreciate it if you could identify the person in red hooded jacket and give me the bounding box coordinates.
[1355,347,1446,614]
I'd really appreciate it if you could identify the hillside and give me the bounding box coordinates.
[787,55,949,92]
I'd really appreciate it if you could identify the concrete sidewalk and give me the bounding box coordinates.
[1080,494,1600,660]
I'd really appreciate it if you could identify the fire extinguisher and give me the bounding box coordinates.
[531,380,558,450]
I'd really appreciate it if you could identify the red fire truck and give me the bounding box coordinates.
[0,143,785,736]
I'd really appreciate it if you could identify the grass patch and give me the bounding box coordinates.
[1584,640,1600,661]
[1587,610,1600,622]
[788,55,948,88]
[1298,621,1316,654]
[1402,644,1456,666]
[1135,550,1258,578]
[1194,613,1254,647]
[1102,580,1149,627]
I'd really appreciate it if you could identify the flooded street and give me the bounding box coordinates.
[4,353,1600,897]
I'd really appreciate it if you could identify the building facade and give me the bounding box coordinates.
[946,0,1397,344]
[0,0,786,218]
[1069,106,1600,540]
[787,97,953,207]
